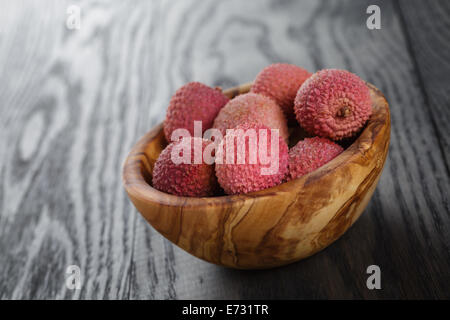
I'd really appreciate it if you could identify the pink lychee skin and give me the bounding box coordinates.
[294,69,372,140]
[213,92,289,142]
[215,123,289,195]
[163,82,229,142]
[152,137,218,197]
[251,63,312,120]
[288,137,343,181]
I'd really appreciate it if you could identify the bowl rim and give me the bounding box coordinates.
[122,82,390,208]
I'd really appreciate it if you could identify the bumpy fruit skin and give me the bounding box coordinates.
[215,123,289,195]
[288,137,343,180]
[294,69,372,140]
[213,93,289,142]
[152,137,218,197]
[251,63,311,120]
[163,82,229,142]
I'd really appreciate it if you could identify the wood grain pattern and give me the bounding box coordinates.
[0,0,449,299]
[123,83,390,269]
[398,0,450,171]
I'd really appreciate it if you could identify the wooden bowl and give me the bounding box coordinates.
[122,82,390,269]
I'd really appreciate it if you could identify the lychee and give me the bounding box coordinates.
[251,63,311,120]
[163,82,229,142]
[152,137,218,197]
[215,123,289,195]
[213,93,289,142]
[288,137,343,180]
[294,69,372,140]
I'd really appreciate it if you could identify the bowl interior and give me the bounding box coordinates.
[123,82,390,207]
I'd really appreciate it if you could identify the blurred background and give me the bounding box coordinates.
[0,0,448,299]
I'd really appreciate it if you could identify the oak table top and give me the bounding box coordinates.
[0,0,448,299]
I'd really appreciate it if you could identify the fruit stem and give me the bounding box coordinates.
[337,106,351,118]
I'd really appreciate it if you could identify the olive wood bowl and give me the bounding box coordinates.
[122,82,390,269]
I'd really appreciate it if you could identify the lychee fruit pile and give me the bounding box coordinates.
[163,82,229,141]
[294,69,372,140]
[155,65,372,197]
[152,137,218,197]
[288,137,343,181]
[213,92,289,142]
[215,123,289,195]
[251,63,311,121]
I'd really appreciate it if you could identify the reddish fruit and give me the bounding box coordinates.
[288,137,343,180]
[294,69,372,140]
[213,93,289,142]
[163,82,229,142]
[251,63,311,120]
[215,123,289,195]
[152,137,218,197]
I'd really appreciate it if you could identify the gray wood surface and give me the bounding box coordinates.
[0,0,449,299]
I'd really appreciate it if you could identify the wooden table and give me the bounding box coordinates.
[0,0,448,299]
